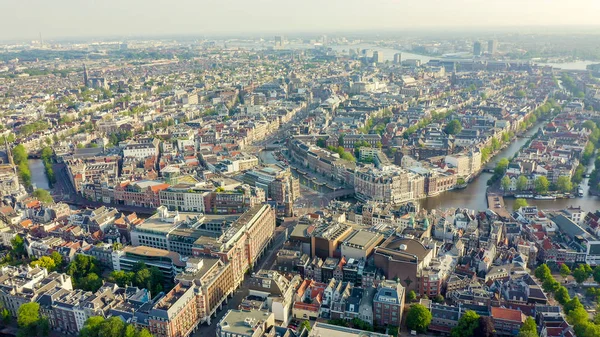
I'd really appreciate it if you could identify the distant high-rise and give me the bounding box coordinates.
[488,40,498,55]
[473,41,482,56]
[83,63,89,87]
[394,53,402,65]
[274,36,285,49]
[373,51,384,63]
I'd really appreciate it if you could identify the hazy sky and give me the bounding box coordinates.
[2,0,600,40]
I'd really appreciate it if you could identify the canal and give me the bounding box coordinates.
[419,122,600,212]
[28,159,50,190]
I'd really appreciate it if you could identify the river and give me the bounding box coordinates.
[28,159,50,190]
[419,123,600,212]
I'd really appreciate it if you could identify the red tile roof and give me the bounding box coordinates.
[491,306,525,323]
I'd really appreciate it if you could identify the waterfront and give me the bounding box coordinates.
[28,159,50,190]
[420,122,600,212]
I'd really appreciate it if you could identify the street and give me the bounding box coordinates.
[192,225,291,337]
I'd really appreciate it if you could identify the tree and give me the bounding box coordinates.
[79,273,103,292]
[407,290,417,302]
[518,332,538,337]
[572,264,591,284]
[17,303,40,333]
[299,320,311,332]
[501,176,511,191]
[516,175,528,191]
[80,316,105,337]
[444,120,462,135]
[31,256,57,272]
[495,158,510,174]
[557,176,573,193]
[560,264,572,278]
[1,307,10,325]
[565,297,584,315]
[67,255,102,290]
[11,234,26,257]
[98,316,125,337]
[542,278,560,294]
[50,251,63,269]
[37,317,50,337]
[109,270,135,287]
[123,325,137,337]
[534,176,550,194]
[406,304,432,333]
[491,138,501,151]
[575,321,600,337]
[451,310,480,337]
[316,138,326,148]
[554,286,571,305]
[433,294,445,303]
[519,317,537,337]
[513,198,528,211]
[473,316,496,337]
[593,266,600,283]
[32,189,54,203]
[567,306,589,326]
[136,329,153,337]
[535,264,552,281]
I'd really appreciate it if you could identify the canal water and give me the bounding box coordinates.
[28,159,50,190]
[420,123,600,212]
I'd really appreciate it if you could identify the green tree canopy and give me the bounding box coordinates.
[542,278,560,294]
[557,176,573,193]
[473,316,495,337]
[555,286,571,305]
[501,175,511,191]
[406,304,432,333]
[519,316,538,337]
[451,310,480,337]
[516,175,528,191]
[565,297,584,315]
[11,234,26,257]
[593,266,600,283]
[31,256,57,272]
[17,302,40,330]
[33,189,54,203]
[513,198,528,211]
[407,290,417,302]
[534,176,550,194]
[560,264,572,278]
[572,264,592,284]
[444,120,463,135]
[535,264,552,281]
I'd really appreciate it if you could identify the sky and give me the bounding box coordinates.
[1,0,600,40]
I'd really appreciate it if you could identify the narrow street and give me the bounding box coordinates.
[192,224,292,337]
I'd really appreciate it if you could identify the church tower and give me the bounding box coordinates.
[83,63,89,87]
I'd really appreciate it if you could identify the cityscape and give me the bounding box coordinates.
[1,3,600,337]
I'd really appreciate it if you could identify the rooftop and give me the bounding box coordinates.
[219,309,273,336]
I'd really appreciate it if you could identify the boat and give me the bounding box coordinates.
[578,186,584,197]
[534,195,556,200]
[515,194,534,199]
[455,183,468,189]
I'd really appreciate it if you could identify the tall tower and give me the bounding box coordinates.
[83,63,89,87]
[488,40,498,55]
[473,41,482,56]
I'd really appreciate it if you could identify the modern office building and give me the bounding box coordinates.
[488,40,498,55]
[473,41,482,56]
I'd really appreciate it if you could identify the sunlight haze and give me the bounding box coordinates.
[2,0,600,40]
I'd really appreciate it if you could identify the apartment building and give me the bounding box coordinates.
[354,166,413,205]
[192,205,276,289]
[373,280,405,327]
